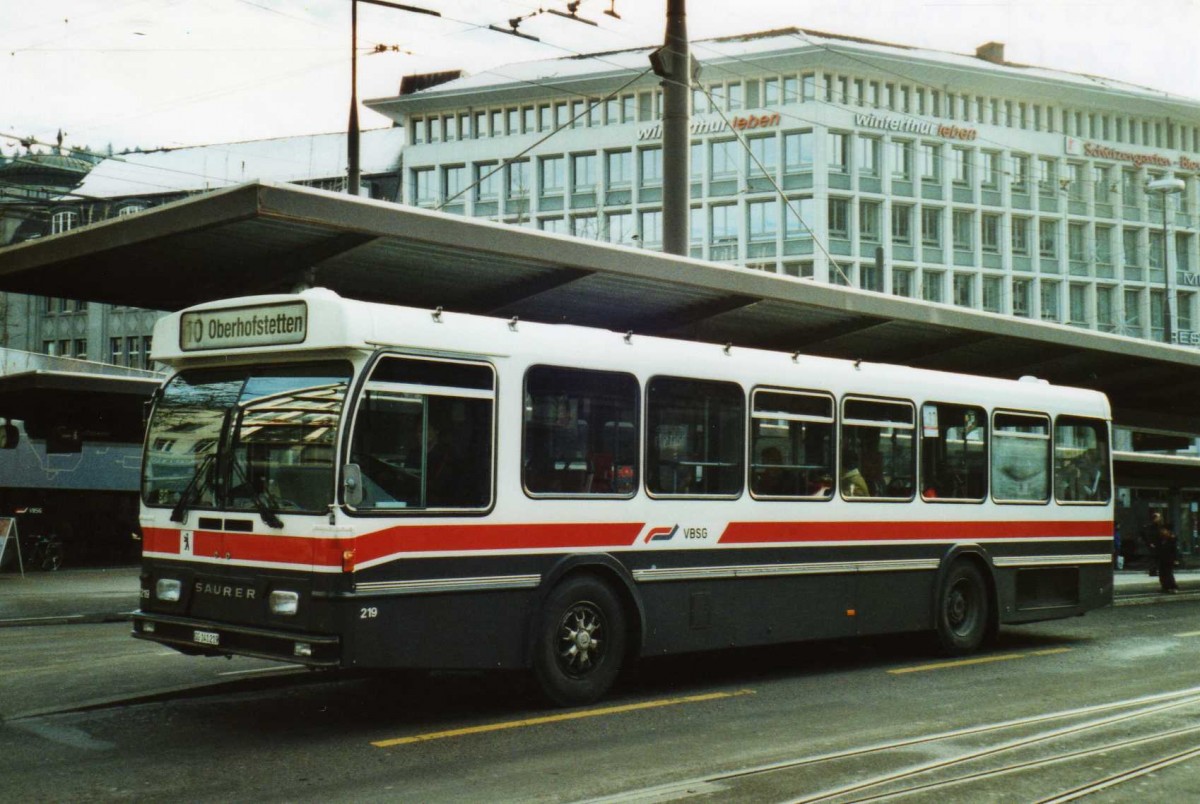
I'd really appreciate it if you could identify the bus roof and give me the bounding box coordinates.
[154,288,1111,418]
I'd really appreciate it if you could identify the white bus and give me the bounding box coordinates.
[133,288,1114,705]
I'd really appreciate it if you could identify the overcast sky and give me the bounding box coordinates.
[5,0,1200,155]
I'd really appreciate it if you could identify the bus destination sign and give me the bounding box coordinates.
[180,302,308,351]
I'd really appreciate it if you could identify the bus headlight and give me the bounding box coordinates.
[156,578,182,602]
[269,590,300,616]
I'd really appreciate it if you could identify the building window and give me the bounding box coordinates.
[953,274,974,307]
[892,205,913,244]
[784,131,814,171]
[539,217,566,235]
[1037,158,1057,195]
[605,150,632,189]
[1068,163,1086,201]
[829,198,850,238]
[828,132,849,173]
[1095,226,1113,265]
[413,168,436,205]
[860,201,880,242]
[892,140,912,180]
[784,197,815,241]
[920,143,941,182]
[1096,286,1115,331]
[1039,220,1058,258]
[892,268,913,297]
[1012,217,1030,255]
[1012,155,1030,193]
[1093,165,1111,203]
[748,135,777,178]
[981,213,1000,253]
[442,165,466,204]
[639,147,663,187]
[126,336,141,368]
[1068,222,1087,262]
[710,140,738,178]
[922,271,943,303]
[605,211,635,245]
[475,162,500,201]
[981,151,1000,188]
[921,207,941,246]
[952,210,973,250]
[1040,282,1060,322]
[710,204,739,244]
[1013,279,1031,317]
[640,210,662,246]
[1123,228,1140,266]
[572,153,597,192]
[982,276,1002,312]
[51,210,79,234]
[858,136,880,176]
[572,214,598,239]
[952,147,970,185]
[748,200,778,241]
[539,156,565,196]
[110,337,123,365]
[1069,284,1087,324]
[507,160,530,199]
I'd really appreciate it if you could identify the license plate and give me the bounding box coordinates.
[193,630,220,646]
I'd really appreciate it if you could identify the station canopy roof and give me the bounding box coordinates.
[1,180,1199,436]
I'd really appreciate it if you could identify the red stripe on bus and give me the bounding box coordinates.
[144,522,646,566]
[343,522,647,566]
[719,520,1112,544]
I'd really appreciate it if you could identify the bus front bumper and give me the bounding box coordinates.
[132,612,341,667]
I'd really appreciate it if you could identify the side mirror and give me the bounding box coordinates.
[343,463,363,507]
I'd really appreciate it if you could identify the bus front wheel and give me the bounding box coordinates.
[935,561,990,655]
[532,576,626,707]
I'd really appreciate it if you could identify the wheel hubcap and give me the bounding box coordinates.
[556,602,604,678]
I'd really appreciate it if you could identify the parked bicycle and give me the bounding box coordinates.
[22,533,64,571]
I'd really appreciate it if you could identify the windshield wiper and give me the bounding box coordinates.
[230,458,284,529]
[170,453,216,524]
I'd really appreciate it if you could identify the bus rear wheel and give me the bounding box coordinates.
[532,576,626,707]
[935,561,990,655]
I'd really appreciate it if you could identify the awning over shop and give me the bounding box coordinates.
[1,180,1199,435]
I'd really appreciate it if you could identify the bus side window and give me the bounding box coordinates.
[1054,416,1111,503]
[523,366,639,496]
[646,377,744,497]
[991,411,1050,503]
[749,388,835,499]
[840,396,915,501]
[348,356,495,511]
[920,402,987,502]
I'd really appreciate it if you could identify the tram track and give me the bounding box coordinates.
[584,685,1200,804]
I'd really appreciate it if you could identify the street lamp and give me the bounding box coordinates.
[1147,175,1186,344]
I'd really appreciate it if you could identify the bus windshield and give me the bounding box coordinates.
[142,361,353,517]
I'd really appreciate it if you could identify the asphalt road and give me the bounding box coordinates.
[2,599,1199,802]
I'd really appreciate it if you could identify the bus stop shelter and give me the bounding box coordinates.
[0,179,1198,465]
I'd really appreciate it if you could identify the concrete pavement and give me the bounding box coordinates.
[1,564,1197,628]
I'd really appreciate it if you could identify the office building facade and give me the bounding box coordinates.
[367,28,1200,344]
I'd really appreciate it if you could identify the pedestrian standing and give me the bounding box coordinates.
[1158,520,1180,594]
[1142,512,1163,576]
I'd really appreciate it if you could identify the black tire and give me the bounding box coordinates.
[532,576,626,707]
[934,561,990,655]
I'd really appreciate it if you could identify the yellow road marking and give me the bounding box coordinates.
[888,647,1072,675]
[1176,630,1200,638]
[371,689,756,748]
